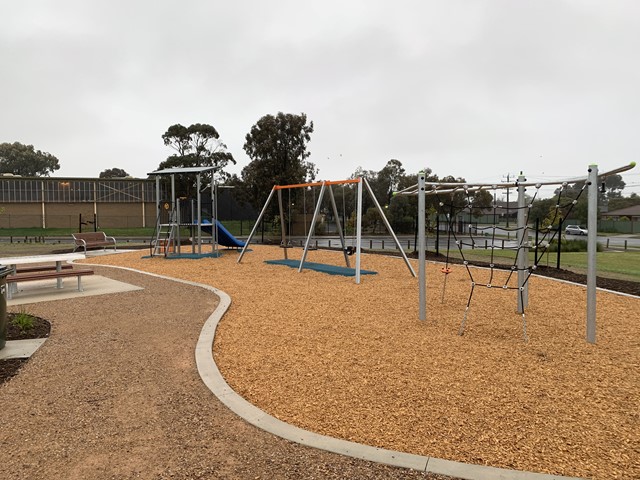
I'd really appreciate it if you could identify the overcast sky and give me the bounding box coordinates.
[1,0,638,197]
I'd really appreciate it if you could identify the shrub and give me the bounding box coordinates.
[546,239,603,253]
[11,310,34,331]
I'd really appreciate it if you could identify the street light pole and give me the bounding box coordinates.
[502,173,513,230]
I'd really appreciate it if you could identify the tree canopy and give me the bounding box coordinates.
[603,174,626,198]
[99,168,130,178]
[157,123,236,196]
[0,142,60,177]
[241,112,316,209]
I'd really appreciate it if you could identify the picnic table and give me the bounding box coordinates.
[0,253,90,299]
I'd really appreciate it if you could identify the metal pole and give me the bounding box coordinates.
[362,177,415,277]
[212,178,218,256]
[155,176,160,222]
[517,172,528,313]
[196,174,202,254]
[418,171,426,321]
[237,187,276,263]
[557,217,563,269]
[534,218,540,264]
[176,197,181,255]
[505,173,510,230]
[300,182,326,272]
[327,186,350,268]
[435,216,440,256]
[587,164,598,344]
[170,174,177,254]
[278,189,288,260]
[170,174,176,217]
[355,178,363,284]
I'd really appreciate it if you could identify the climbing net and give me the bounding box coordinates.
[429,180,587,340]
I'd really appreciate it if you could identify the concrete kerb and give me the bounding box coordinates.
[81,262,585,480]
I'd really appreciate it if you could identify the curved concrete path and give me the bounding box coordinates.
[95,264,584,480]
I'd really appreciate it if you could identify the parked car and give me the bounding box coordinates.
[565,225,588,235]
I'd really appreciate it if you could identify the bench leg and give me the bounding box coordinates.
[56,263,63,289]
[77,276,84,292]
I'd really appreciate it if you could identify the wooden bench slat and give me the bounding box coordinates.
[6,268,95,299]
[72,232,117,254]
[15,264,74,274]
[9,269,94,282]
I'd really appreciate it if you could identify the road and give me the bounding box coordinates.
[276,232,640,252]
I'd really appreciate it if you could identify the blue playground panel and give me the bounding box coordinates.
[265,259,377,277]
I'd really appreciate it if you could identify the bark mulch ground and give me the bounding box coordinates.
[1,246,638,479]
[86,247,639,480]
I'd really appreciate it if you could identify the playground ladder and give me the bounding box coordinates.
[151,208,178,257]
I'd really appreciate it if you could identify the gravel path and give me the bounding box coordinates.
[0,264,448,480]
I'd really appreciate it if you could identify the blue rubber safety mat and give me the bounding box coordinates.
[265,259,377,277]
[165,252,223,259]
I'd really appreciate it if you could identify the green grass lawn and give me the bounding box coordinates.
[447,248,640,282]
[0,220,255,238]
[0,227,156,237]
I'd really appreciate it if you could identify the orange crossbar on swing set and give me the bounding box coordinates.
[273,178,361,190]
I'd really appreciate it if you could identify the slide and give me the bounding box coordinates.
[201,220,246,248]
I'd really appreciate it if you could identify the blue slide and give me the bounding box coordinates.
[201,219,246,248]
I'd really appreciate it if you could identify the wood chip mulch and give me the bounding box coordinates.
[84,246,640,480]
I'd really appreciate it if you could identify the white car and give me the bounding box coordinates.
[565,225,588,235]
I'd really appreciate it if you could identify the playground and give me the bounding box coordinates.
[78,245,639,480]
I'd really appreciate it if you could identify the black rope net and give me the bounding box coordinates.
[431,180,589,340]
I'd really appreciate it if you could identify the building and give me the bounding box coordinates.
[0,175,163,229]
[602,205,640,221]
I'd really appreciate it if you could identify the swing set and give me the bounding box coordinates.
[237,177,416,283]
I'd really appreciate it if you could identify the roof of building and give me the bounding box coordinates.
[147,166,217,176]
[604,205,640,216]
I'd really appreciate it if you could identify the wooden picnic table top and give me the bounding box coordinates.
[0,253,86,266]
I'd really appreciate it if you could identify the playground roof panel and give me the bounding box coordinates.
[147,166,217,176]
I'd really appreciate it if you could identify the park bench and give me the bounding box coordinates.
[6,268,95,299]
[72,232,117,254]
[16,264,73,274]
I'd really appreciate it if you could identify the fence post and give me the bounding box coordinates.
[435,216,440,255]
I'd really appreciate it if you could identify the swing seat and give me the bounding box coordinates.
[441,267,452,274]
[344,246,356,256]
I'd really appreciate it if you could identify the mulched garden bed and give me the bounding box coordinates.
[0,313,51,385]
